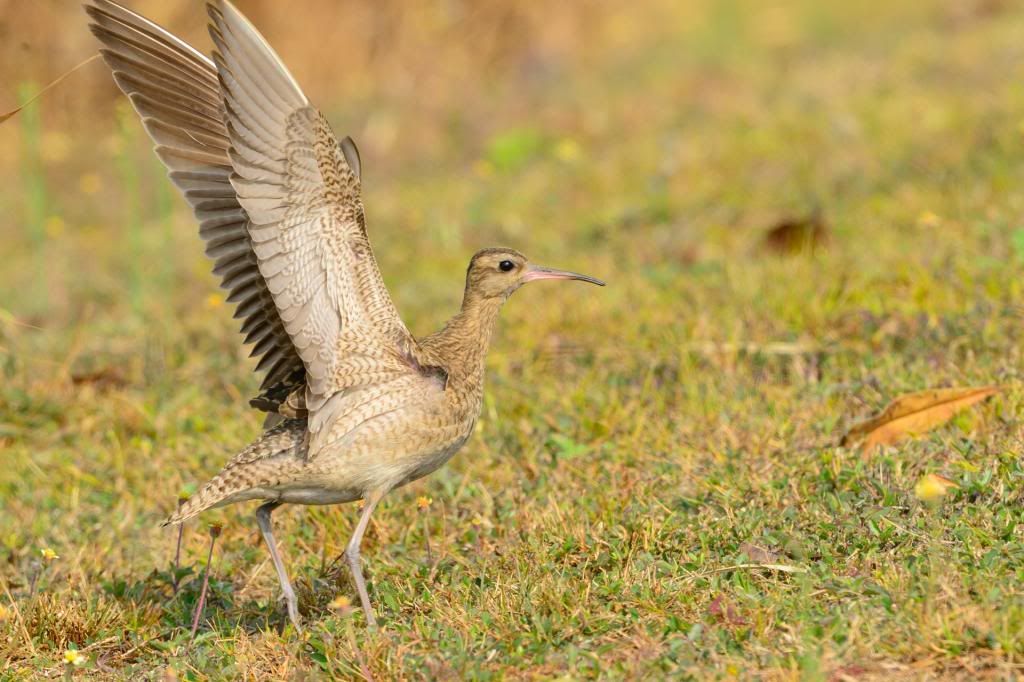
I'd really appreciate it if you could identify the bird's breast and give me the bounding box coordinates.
[307,387,478,494]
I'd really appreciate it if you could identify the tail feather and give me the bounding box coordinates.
[162,473,239,526]
[161,419,308,526]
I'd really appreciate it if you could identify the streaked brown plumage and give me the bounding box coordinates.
[86,0,604,630]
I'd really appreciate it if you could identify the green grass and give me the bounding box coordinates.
[2,0,1024,678]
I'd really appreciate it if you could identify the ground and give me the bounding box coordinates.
[1,0,1023,679]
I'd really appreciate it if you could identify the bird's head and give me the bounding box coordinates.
[464,247,605,302]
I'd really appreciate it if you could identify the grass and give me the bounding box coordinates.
[2,0,1024,678]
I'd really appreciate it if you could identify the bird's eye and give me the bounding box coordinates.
[498,260,515,272]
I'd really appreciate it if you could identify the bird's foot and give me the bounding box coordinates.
[281,589,302,632]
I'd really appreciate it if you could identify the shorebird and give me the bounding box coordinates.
[86,0,603,629]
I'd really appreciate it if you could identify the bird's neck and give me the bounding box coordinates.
[427,293,505,385]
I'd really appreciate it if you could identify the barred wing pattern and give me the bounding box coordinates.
[208,1,430,450]
[86,0,305,407]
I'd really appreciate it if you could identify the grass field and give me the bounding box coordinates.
[2,0,1024,678]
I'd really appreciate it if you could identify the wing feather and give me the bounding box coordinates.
[86,0,305,399]
[208,0,430,454]
[88,0,434,452]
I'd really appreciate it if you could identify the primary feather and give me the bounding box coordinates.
[87,0,438,450]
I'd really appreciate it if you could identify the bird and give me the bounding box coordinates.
[85,0,604,630]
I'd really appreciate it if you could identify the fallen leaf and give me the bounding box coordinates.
[706,595,748,626]
[683,563,808,584]
[70,367,127,390]
[829,663,870,681]
[944,0,1009,28]
[842,386,1000,449]
[737,542,779,563]
[760,211,829,255]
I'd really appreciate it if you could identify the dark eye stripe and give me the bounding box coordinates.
[499,260,515,272]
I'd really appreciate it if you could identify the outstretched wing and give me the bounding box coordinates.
[86,0,306,411]
[207,0,433,450]
[87,1,434,450]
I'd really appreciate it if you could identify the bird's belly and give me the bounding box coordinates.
[313,396,477,492]
[392,431,473,490]
[276,487,362,505]
[310,422,473,496]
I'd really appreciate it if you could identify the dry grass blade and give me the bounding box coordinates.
[0,55,100,125]
[683,563,808,584]
[841,386,1000,449]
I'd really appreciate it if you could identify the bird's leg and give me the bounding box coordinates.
[346,489,386,629]
[255,501,301,630]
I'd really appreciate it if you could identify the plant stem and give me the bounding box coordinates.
[189,525,221,641]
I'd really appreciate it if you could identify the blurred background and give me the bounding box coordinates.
[5,0,1022,329]
[3,0,1024,675]
[4,0,1023,325]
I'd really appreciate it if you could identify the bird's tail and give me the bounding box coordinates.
[162,472,239,527]
[161,419,308,526]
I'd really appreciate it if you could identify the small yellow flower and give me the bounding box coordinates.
[416,495,433,511]
[63,649,86,666]
[41,132,71,164]
[0,604,10,621]
[328,595,353,615]
[915,473,958,502]
[473,159,494,178]
[917,211,941,229]
[554,138,581,163]
[78,173,102,196]
[40,547,59,562]
[204,293,224,309]
[45,216,65,239]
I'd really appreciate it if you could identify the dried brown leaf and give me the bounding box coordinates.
[760,212,829,255]
[70,367,127,390]
[737,542,779,563]
[706,595,748,626]
[842,386,1000,449]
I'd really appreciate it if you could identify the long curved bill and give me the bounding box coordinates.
[522,264,606,286]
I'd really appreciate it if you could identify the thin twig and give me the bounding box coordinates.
[681,341,826,356]
[423,516,432,566]
[345,619,375,682]
[880,515,955,546]
[171,497,186,595]
[0,54,102,124]
[189,525,221,642]
[681,563,807,584]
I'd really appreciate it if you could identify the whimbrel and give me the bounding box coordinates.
[86,0,604,629]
